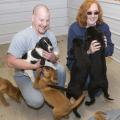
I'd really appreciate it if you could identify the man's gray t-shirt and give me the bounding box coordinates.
[8,26,59,58]
[8,26,59,76]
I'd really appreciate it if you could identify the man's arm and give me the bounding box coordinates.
[6,53,41,70]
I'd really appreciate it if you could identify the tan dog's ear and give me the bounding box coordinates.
[94,111,106,120]
[33,68,41,88]
[51,70,57,84]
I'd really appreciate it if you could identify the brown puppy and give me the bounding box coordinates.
[94,111,106,120]
[0,77,22,106]
[34,66,85,120]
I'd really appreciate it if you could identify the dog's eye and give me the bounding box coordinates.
[46,67,50,70]
[44,42,47,46]
[44,67,49,70]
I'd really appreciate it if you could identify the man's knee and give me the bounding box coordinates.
[56,64,65,72]
[26,96,44,109]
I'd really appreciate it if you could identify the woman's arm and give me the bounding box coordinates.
[66,24,77,70]
[104,25,114,56]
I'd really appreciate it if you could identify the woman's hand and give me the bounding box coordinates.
[104,36,107,47]
[87,40,101,54]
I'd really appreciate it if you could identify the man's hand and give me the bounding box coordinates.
[42,50,57,63]
[87,40,101,54]
[33,60,42,69]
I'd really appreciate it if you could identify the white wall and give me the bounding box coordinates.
[0,0,68,44]
[99,0,120,63]
[68,0,84,25]
[0,0,120,63]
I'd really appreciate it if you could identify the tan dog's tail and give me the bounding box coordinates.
[71,94,85,110]
[94,111,106,120]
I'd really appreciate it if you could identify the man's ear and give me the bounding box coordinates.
[32,15,35,23]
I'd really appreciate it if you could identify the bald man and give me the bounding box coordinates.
[6,4,66,108]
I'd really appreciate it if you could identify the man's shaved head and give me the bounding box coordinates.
[32,4,50,36]
[32,4,50,15]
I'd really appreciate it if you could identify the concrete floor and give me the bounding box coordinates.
[0,35,120,120]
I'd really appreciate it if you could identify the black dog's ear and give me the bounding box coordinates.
[35,39,42,48]
[36,37,53,52]
[72,38,84,53]
[73,38,84,47]
[44,37,52,46]
[69,37,84,57]
[35,37,51,48]
[72,38,85,58]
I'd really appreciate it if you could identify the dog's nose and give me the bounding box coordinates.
[50,47,53,51]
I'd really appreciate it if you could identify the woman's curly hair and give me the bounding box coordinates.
[76,0,103,27]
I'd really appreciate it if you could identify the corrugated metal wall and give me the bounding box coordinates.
[68,0,120,63]
[100,0,120,63]
[0,0,68,44]
[0,0,120,62]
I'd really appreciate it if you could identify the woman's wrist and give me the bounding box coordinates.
[87,49,91,54]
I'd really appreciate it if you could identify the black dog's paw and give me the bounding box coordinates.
[104,94,114,101]
[85,100,95,106]
[106,97,114,101]
[73,109,81,118]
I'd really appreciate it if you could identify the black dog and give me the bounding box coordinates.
[48,38,88,118]
[22,37,56,82]
[66,38,90,118]
[67,38,88,98]
[84,26,113,106]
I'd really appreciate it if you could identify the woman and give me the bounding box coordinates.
[66,0,114,89]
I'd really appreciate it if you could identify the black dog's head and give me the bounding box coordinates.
[35,37,53,52]
[85,26,105,51]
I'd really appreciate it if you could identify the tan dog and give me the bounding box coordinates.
[34,66,85,120]
[0,77,22,106]
[94,111,106,120]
